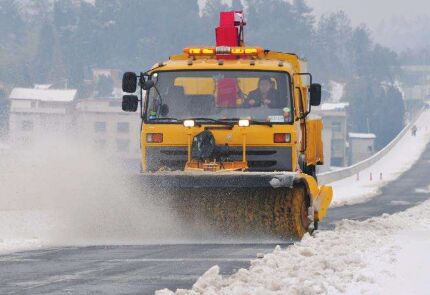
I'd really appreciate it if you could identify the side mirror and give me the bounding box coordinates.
[310,83,322,106]
[142,80,155,90]
[160,104,169,117]
[122,95,138,112]
[122,72,137,93]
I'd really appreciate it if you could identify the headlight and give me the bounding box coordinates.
[183,120,195,128]
[238,119,250,127]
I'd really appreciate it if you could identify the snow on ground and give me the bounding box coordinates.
[157,197,430,295]
[330,110,430,207]
[0,210,52,254]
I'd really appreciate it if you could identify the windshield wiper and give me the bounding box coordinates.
[218,118,273,126]
[148,117,181,122]
[189,118,234,125]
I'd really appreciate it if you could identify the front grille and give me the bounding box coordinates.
[146,146,292,172]
[160,150,188,156]
[248,161,277,168]
[228,150,277,156]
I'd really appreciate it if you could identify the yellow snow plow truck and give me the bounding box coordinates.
[122,11,332,239]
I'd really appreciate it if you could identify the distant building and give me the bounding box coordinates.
[8,86,77,145]
[75,98,141,164]
[348,132,376,165]
[401,65,430,104]
[314,102,348,169]
[92,68,122,88]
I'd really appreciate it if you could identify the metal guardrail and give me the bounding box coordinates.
[318,108,426,185]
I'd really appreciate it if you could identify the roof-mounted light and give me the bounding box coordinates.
[218,47,262,56]
[184,48,215,56]
[184,47,262,57]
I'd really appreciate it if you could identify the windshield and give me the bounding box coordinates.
[145,70,293,123]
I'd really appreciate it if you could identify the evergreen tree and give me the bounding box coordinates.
[312,11,353,83]
[32,22,56,83]
[0,1,25,44]
[374,85,405,149]
[245,0,314,56]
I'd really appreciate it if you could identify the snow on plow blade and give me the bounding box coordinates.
[136,171,332,239]
[140,171,297,188]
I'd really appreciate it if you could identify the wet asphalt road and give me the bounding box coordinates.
[1,143,430,295]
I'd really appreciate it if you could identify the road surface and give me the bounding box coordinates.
[1,143,429,295]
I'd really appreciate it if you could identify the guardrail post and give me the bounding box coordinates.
[370,172,373,181]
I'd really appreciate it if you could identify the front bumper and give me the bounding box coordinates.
[137,171,299,189]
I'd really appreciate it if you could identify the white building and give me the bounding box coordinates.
[348,132,376,165]
[75,99,142,163]
[313,102,349,169]
[8,87,77,145]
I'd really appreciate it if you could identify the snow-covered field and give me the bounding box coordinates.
[330,110,430,207]
[157,196,430,295]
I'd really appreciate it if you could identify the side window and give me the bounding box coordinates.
[117,122,129,133]
[94,122,106,133]
[22,120,33,131]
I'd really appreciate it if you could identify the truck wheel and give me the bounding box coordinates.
[287,185,311,239]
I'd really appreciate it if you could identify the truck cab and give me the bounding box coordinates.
[123,48,323,175]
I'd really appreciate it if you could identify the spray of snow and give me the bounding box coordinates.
[0,135,190,254]
[156,197,430,295]
[328,81,345,102]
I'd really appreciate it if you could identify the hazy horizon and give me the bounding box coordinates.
[306,0,429,26]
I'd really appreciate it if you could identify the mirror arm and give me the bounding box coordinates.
[293,73,313,85]
[140,74,144,119]
[293,73,313,118]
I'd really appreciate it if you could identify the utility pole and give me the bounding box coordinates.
[366,117,370,133]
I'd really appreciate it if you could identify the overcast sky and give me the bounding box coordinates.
[202,0,430,50]
[306,0,430,27]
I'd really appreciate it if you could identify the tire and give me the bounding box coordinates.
[287,185,311,239]
[298,154,317,181]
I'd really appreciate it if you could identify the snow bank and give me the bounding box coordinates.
[330,110,430,207]
[157,198,430,295]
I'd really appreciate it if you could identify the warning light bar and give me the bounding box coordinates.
[186,48,215,55]
[184,47,263,57]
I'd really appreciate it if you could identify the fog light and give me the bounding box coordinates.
[146,133,163,143]
[238,119,250,127]
[274,133,291,143]
[183,120,195,128]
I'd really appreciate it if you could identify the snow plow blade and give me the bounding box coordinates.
[136,172,332,239]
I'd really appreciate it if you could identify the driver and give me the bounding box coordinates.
[245,76,282,108]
